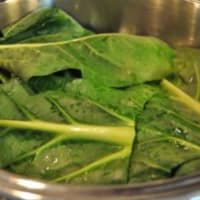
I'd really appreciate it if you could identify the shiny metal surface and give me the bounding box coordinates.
[0,0,200,200]
[0,170,199,200]
[1,0,200,46]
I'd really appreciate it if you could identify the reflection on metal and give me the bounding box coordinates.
[12,191,42,200]
[58,0,200,47]
[17,179,46,190]
[191,196,200,200]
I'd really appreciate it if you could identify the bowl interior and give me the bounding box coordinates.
[0,0,200,200]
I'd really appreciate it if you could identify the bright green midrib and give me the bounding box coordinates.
[0,33,145,49]
[161,79,200,115]
[0,120,134,146]
[52,147,130,183]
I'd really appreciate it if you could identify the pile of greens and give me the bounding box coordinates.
[0,7,199,185]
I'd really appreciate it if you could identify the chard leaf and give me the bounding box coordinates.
[65,79,158,119]
[0,88,25,120]
[129,81,200,183]
[175,158,200,176]
[0,73,7,83]
[44,91,131,126]
[0,34,175,87]
[0,80,65,122]
[0,79,133,125]
[0,80,136,184]
[0,79,199,184]
[0,7,91,44]
[172,47,200,101]
[0,5,199,185]
[0,120,134,184]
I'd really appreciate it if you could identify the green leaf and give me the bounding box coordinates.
[44,91,132,126]
[0,120,134,184]
[0,80,136,184]
[0,79,136,125]
[129,81,200,183]
[65,79,158,119]
[175,158,200,176]
[0,80,64,122]
[0,7,91,44]
[27,76,200,183]
[0,6,199,185]
[171,47,200,101]
[0,33,175,87]
[0,80,200,184]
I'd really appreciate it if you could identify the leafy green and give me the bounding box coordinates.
[64,79,158,119]
[0,7,199,185]
[0,33,175,87]
[129,90,200,183]
[0,79,200,184]
[0,120,133,184]
[171,47,200,101]
[64,79,200,183]
[0,72,7,83]
[0,79,137,183]
[0,7,92,82]
[175,158,200,176]
[0,79,136,125]
[0,7,91,44]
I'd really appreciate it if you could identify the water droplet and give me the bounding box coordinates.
[188,76,194,83]
[35,50,41,55]
[184,146,189,151]
[174,127,187,138]
[53,157,58,164]
[175,128,183,134]
[45,166,50,171]
[45,155,49,160]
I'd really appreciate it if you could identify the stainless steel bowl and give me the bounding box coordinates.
[0,0,200,199]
